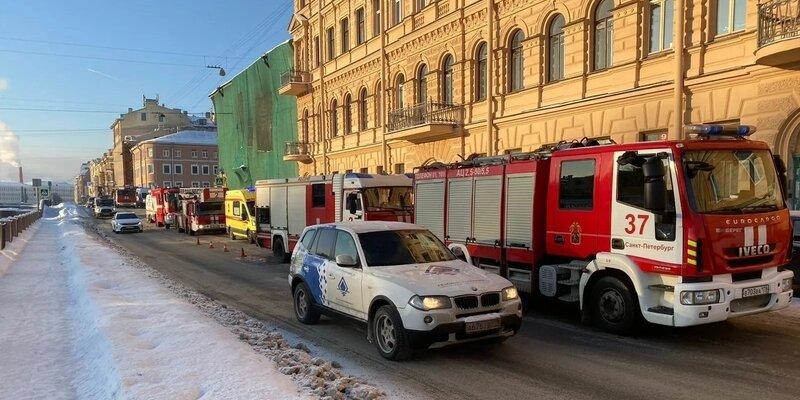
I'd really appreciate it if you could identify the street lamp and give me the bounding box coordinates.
[206,65,226,77]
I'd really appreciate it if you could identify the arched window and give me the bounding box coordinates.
[594,0,614,71]
[330,99,338,137]
[475,42,487,101]
[302,109,309,142]
[548,15,565,82]
[358,88,368,131]
[509,30,525,92]
[343,94,352,134]
[441,55,454,104]
[396,74,405,109]
[416,64,428,104]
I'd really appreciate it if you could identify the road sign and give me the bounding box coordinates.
[39,188,50,198]
[32,178,42,187]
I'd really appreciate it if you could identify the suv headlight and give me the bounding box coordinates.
[408,295,451,311]
[680,289,722,305]
[502,286,519,301]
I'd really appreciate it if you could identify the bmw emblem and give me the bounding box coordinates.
[471,286,478,292]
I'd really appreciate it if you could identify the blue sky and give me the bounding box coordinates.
[0,0,292,182]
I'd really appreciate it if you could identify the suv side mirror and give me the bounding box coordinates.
[336,254,358,267]
[643,156,666,214]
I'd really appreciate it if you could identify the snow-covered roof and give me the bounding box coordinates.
[139,130,217,146]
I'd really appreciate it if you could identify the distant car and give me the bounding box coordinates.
[86,197,95,209]
[288,221,523,360]
[111,212,143,233]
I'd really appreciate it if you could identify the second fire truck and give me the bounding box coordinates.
[173,187,227,235]
[254,173,414,261]
[414,125,794,333]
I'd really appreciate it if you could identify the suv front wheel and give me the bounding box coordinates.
[372,305,411,360]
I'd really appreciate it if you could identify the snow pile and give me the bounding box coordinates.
[1,206,308,399]
[44,202,90,222]
[87,218,386,399]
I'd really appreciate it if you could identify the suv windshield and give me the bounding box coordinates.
[358,229,455,266]
[362,187,413,211]
[683,149,784,214]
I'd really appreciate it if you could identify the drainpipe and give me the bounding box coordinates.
[318,0,327,174]
[673,0,686,139]
[487,0,496,155]
[381,0,388,172]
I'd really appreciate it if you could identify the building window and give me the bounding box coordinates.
[509,30,525,92]
[716,0,746,36]
[394,163,405,174]
[202,165,210,175]
[327,27,335,61]
[356,8,365,45]
[392,0,402,26]
[174,149,181,158]
[163,149,170,158]
[313,36,320,67]
[640,131,667,141]
[395,74,405,109]
[475,42,487,101]
[360,167,369,173]
[358,88,368,131]
[330,99,339,137]
[158,114,165,123]
[594,0,614,71]
[141,112,147,121]
[202,150,208,158]
[548,15,566,82]
[649,0,674,53]
[192,181,200,188]
[375,82,382,127]
[416,0,429,12]
[191,164,199,175]
[559,160,595,210]
[377,165,384,174]
[174,181,183,188]
[164,181,172,187]
[163,164,171,174]
[191,150,197,158]
[341,18,350,53]
[372,0,381,37]
[147,148,153,158]
[174,164,183,174]
[213,165,219,174]
[416,64,428,104]
[147,164,154,174]
[441,55,454,104]
[302,109,310,142]
[343,93,353,134]
[202,181,210,188]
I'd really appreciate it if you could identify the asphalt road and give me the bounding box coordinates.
[93,211,800,400]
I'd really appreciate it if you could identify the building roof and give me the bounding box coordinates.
[138,130,218,146]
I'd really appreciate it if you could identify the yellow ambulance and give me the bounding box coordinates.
[224,188,257,243]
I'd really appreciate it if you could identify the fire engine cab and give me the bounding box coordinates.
[414,125,794,333]
[255,173,414,261]
[147,187,180,228]
[173,187,226,235]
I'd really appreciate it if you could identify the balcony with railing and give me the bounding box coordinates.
[386,101,464,143]
[756,0,800,66]
[278,69,311,96]
[283,141,313,163]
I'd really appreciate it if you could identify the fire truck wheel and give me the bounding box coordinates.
[273,238,290,263]
[589,276,640,334]
[372,305,411,361]
[293,283,320,324]
[247,230,255,244]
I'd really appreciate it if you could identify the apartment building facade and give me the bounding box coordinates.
[88,152,114,197]
[283,0,800,188]
[129,131,220,189]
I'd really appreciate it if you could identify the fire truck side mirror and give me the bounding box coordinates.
[773,155,788,200]
[643,157,666,215]
[346,193,359,215]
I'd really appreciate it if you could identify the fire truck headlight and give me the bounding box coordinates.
[409,295,452,311]
[782,277,793,292]
[502,286,519,301]
[680,289,722,305]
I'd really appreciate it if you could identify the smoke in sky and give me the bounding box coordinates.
[0,121,21,182]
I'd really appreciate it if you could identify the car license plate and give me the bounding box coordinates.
[465,318,501,334]
[742,285,769,298]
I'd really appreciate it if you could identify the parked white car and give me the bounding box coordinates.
[288,221,523,360]
[111,212,143,233]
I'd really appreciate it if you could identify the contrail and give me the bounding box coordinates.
[87,68,122,82]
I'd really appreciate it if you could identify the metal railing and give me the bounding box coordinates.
[280,69,310,86]
[387,101,463,133]
[284,141,311,157]
[0,210,42,250]
[758,0,800,46]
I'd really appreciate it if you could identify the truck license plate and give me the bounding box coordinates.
[465,318,501,334]
[742,285,769,298]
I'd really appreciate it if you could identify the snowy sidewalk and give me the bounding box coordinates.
[0,208,306,399]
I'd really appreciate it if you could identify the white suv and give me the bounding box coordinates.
[288,221,523,360]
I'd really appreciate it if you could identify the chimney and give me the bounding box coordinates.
[18,166,23,184]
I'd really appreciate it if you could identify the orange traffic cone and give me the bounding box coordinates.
[209,241,214,249]
[223,244,229,252]
[196,238,200,245]
[240,247,247,258]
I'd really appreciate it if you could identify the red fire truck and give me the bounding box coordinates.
[146,187,180,228]
[414,125,795,333]
[173,187,227,235]
[113,187,138,208]
[255,173,414,261]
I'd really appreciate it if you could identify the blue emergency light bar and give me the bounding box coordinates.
[683,124,756,138]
